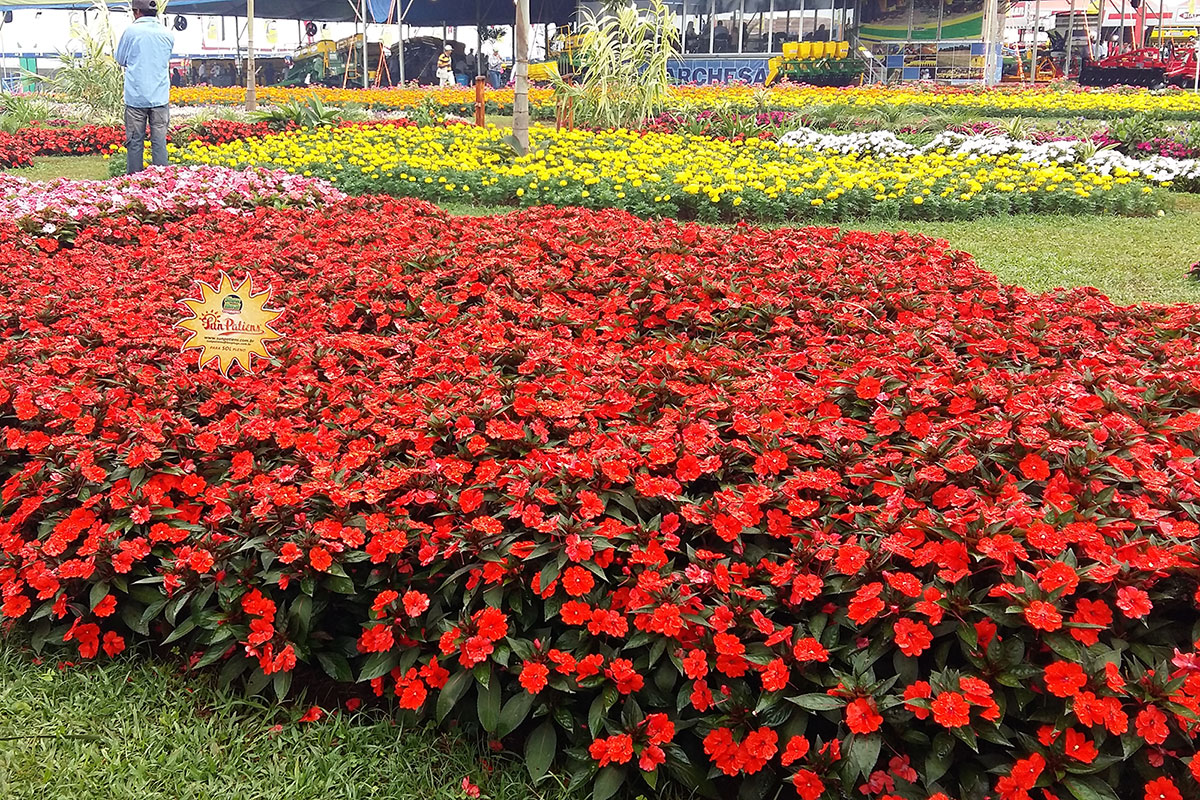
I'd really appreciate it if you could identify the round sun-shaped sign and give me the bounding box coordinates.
[177,272,285,376]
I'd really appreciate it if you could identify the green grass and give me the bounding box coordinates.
[857,208,1200,306]
[4,154,112,182]
[0,640,572,800]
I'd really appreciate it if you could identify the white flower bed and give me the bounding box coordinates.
[778,128,1200,186]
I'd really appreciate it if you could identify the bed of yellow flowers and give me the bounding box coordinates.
[170,83,1200,119]
[168,123,1165,221]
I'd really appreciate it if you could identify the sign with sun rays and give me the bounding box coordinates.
[177,272,285,377]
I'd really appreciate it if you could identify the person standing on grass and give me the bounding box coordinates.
[115,0,174,174]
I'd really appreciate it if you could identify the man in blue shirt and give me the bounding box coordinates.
[115,0,175,174]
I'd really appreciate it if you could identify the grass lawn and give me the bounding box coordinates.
[0,642,571,800]
[6,155,111,182]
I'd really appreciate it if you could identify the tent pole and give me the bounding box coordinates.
[361,0,369,88]
[1029,0,1040,81]
[246,0,256,110]
[396,0,405,85]
[1066,0,1075,76]
[1119,0,1126,50]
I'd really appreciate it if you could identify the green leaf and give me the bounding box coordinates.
[477,667,501,733]
[497,690,536,738]
[358,651,397,682]
[786,693,843,712]
[317,652,354,683]
[592,766,624,800]
[525,720,556,781]
[437,669,472,723]
[846,733,881,781]
[324,575,357,594]
[1045,633,1083,662]
[924,732,955,786]
[1063,775,1121,800]
[89,581,110,611]
[589,685,619,735]
[160,617,196,645]
[272,669,292,701]
[192,643,228,670]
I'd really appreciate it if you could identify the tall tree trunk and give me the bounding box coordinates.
[513,0,530,149]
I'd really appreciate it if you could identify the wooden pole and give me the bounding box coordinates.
[245,2,256,110]
[513,0,530,148]
[475,75,486,126]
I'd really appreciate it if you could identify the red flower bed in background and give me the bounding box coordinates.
[3,200,1200,800]
[0,118,418,168]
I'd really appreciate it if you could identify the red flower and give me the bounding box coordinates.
[931,691,971,728]
[1117,586,1152,619]
[473,607,508,641]
[1024,600,1064,632]
[703,728,741,776]
[460,635,494,667]
[309,547,332,572]
[606,658,644,694]
[1044,661,1088,698]
[101,631,125,657]
[738,727,777,775]
[643,713,675,745]
[780,735,810,766]
[1145,777,1182,800]
[996,752,1045,799]
[845,697,883,734]
[520,661,549,694]
[904,412,930,439]
[855,375,881,399]
[357,624,395,653]
[848,583,886,625]
[1135,706,1169,745]
[1019,453,1050,480]
[299,706,324,723]
[1,594,30,618]
[761,658,789,692]
[561,565,595,597]
[403,590,430,617]
[793,638,829,662]
[1070,599,1112,646]
[683,648,708,679]
[396,670,427,710]
[1062,728,1098,763]
[638,744,666,772]
[792,769,824,800]
[903,681,932,720]
[588,734,633,767]
[893,618,933,657]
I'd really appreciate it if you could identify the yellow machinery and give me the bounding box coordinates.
[528,30,585,83]
[765,40,860,86]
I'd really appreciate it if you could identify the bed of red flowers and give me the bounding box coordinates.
[0,119,289,168]
[3,198,1200,800]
